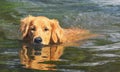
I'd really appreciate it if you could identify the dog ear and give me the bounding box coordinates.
[50,19,64,43]
[20,15,34,39]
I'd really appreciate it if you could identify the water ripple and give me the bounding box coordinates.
[71,60,115,66]
[95,54,120,57]
[83,43,120,51]
[91,0,120,6]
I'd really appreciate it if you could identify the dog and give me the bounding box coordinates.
[20,15,96,45]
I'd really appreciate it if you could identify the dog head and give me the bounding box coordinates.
[20,15,64,45]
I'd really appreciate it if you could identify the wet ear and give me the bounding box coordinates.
[20,15,34,39]
[50,19,64,43]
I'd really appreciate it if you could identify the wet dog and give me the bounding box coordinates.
[20,15,96,45]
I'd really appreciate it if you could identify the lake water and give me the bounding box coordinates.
[0,0,120,72]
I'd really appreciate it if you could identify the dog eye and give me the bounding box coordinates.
[30,27,36,31]
[44,27,49,31]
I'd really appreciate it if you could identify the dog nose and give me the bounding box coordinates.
[34,37,42,43]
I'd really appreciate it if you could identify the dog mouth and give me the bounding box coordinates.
[33,42,51,48]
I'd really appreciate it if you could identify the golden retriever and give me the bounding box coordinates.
[20,15,96,45]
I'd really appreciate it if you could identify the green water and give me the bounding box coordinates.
[0,0,120,72]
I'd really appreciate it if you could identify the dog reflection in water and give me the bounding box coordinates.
[19,44,64,70]
[19,16,98,70]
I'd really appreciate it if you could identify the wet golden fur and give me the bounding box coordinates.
[20,15,95,45]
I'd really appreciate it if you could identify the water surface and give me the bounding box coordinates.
[0,0,120,72]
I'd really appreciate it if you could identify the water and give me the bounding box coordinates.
[0,0,120,72]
